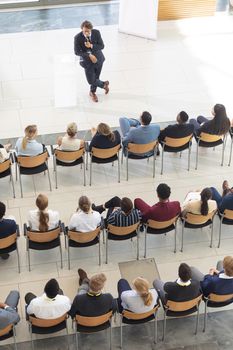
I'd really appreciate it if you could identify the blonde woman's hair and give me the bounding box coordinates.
[133,277,153,306]
[78,196,91,214]
[67,122,78,138]
[36,194,49,232]
[22,125,38,150]
[97,123,115,142]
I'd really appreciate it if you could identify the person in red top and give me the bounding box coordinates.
[134,183,181,222]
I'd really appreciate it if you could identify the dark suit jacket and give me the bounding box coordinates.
[69,293,115,318]
[74,29,105,69]
[201,272,233,297]
[159,123,194,143]
[164,280,201,302]
[89,130,121,151]
[0,219,17,239]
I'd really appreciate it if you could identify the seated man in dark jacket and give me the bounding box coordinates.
[190,256,233,297]
[0,202,17,260]
[210,180,233,213]
[69,270,116,318]
[153,263,201,304]
[159,111,194,143]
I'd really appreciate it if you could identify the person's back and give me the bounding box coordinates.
[164,280,200,302]
[15,125,43,156]
[159,111,194,142]
[107,197,141,227]
[89,129,121,150]
[0,202,17,239]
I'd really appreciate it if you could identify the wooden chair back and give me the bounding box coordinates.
[164,135,193,148]
[75,311,112,327]
[0,324,13,337]
[199,132,223,143]
[17,152,49,168]
[0,159,11,173]
[107,222,140,236]
[147,216,179,230]
[0,233,17,249]
[166,295,202,312]
[127,141,158,154]
[184,211,216,225]
[122,305,159,320]
[27,227,60,243]
[208,293,233,303]
[91,145,121,159]
[29,313,67,327]
[223,209,233,220]
[68,227,100,243]
[54,148,84,162]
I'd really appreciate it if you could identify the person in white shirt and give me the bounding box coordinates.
[28,194,60,231]
[15,124,43,156]
[117,277,158,314]
[68,196,101,232]
[57,122,84,152]
[25,279,71,319]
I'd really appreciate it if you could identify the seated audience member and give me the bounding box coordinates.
[25,279,71,319]
[119,111,160,149]
[182,188,217,219]
[117,277,158,313]
[92,196,141,226]
[57,122,84,151]
[153,263,201,304]
[190,256,233,297]
[134,183,181,223]
[69,269,116,318]
[89,123,121,152]
[15,125,43,156]
[189,104,230,136]
[0,202,17,260]
[159,111,194,143]
[28,194,60,231]
[210,180,233,213]
[0,290,20,329]
[0,143,11,163]
[68,196,101,232]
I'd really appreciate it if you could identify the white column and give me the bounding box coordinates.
[119,0,158,40]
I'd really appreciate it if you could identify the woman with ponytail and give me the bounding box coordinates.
[15,125,43,156]
[28,194,59,231]
[68,196,101,232]
[89,123,121,152]
[117,277,158,313]
[182,187,217,220]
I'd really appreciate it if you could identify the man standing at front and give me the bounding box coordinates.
[74,20,109,103]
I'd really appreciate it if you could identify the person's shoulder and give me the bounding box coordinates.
[92,29,100,35]
[74,31,82,39]
[102,293,114,300]
[3,218,17,226]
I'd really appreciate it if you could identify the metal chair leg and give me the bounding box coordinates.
[16,245,20,273]
[188,143,191,171]
[54,160,58,189]
[195,307,200,334]
[18,168,23,198]
[28,249,31,272]
[13,325,17,350]
[126,153,129,181]
[210,221,214,248]
[162,311,167,341]
[228,137,233,166]
[47,163,52,191]
[137,232,139,260]
[203,302,208,332]
[118,155,120,183]
[154,313,158,344]
[218,219,223,248]
[68,243,71,270]
[109,322,112,350]
[120,317,123,349]
[83,157,86,186]
[75,331,79,350]
[195,142,199,170]
[144,229,147,258]
[221,138,225,166]
[10,168,15,198]
[90,158,92,186]
[98,239,101,266]
[174,223,177,253]
[181,222,184,252]
[161,146,164,175]
[29,324,34,350]
[106,232,108,264]
[153,152,155,178]
[59,239,63,269]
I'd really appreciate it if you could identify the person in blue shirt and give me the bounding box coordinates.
[0,202,17,260]
[210,180,233,212]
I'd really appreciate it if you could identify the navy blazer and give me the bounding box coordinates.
[164,280,201,302]
[0,219,17,239]
[74,29,105,69]
[201,272,233,297]
[159,123,194,143]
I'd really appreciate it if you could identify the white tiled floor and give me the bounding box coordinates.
[1,12,233,345]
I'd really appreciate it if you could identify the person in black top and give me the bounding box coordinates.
[0,202,17,260]
[69,269,116,318]
[189,104,230,136]
[159,111,194,143]
[153,263,201,304]
[74,20,109,103]
[89,123,121,152]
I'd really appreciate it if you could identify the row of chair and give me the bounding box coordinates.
[1,208,233,273]
[1,290,233,350]
[1,129,232,198]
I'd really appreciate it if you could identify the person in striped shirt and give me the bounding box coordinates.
[92,196,141,227]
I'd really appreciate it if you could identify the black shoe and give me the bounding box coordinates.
[1,253,10,260]
[156,147,160,156]
[78,268,89,286]
[92,204,105,214]
[139,224,145,232]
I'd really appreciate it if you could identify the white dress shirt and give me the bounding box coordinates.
[27,293,71,319]
[68,210,101,232]
[59,135,82,151]
[28,209,60,231]
[121,289,158,314]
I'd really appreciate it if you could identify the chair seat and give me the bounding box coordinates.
[184,219,212,229]
[166,306,198,317]
[127,151,154,159]
[29,237,60,250]
[0,329,13,341]
[163,142,190,153]
[76,321,110,333]
[0,242,16,255]
[122,314,155,325]
[206,299,233,308]
[19,163,47,175]
[31,320,66,334]
[69,236,99,247]
[0,168,11,178]
[56,158,83,167]
[108,231,137,241]
[197,139,223,147]
[91,154,118,163]
[147,224,175,235]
